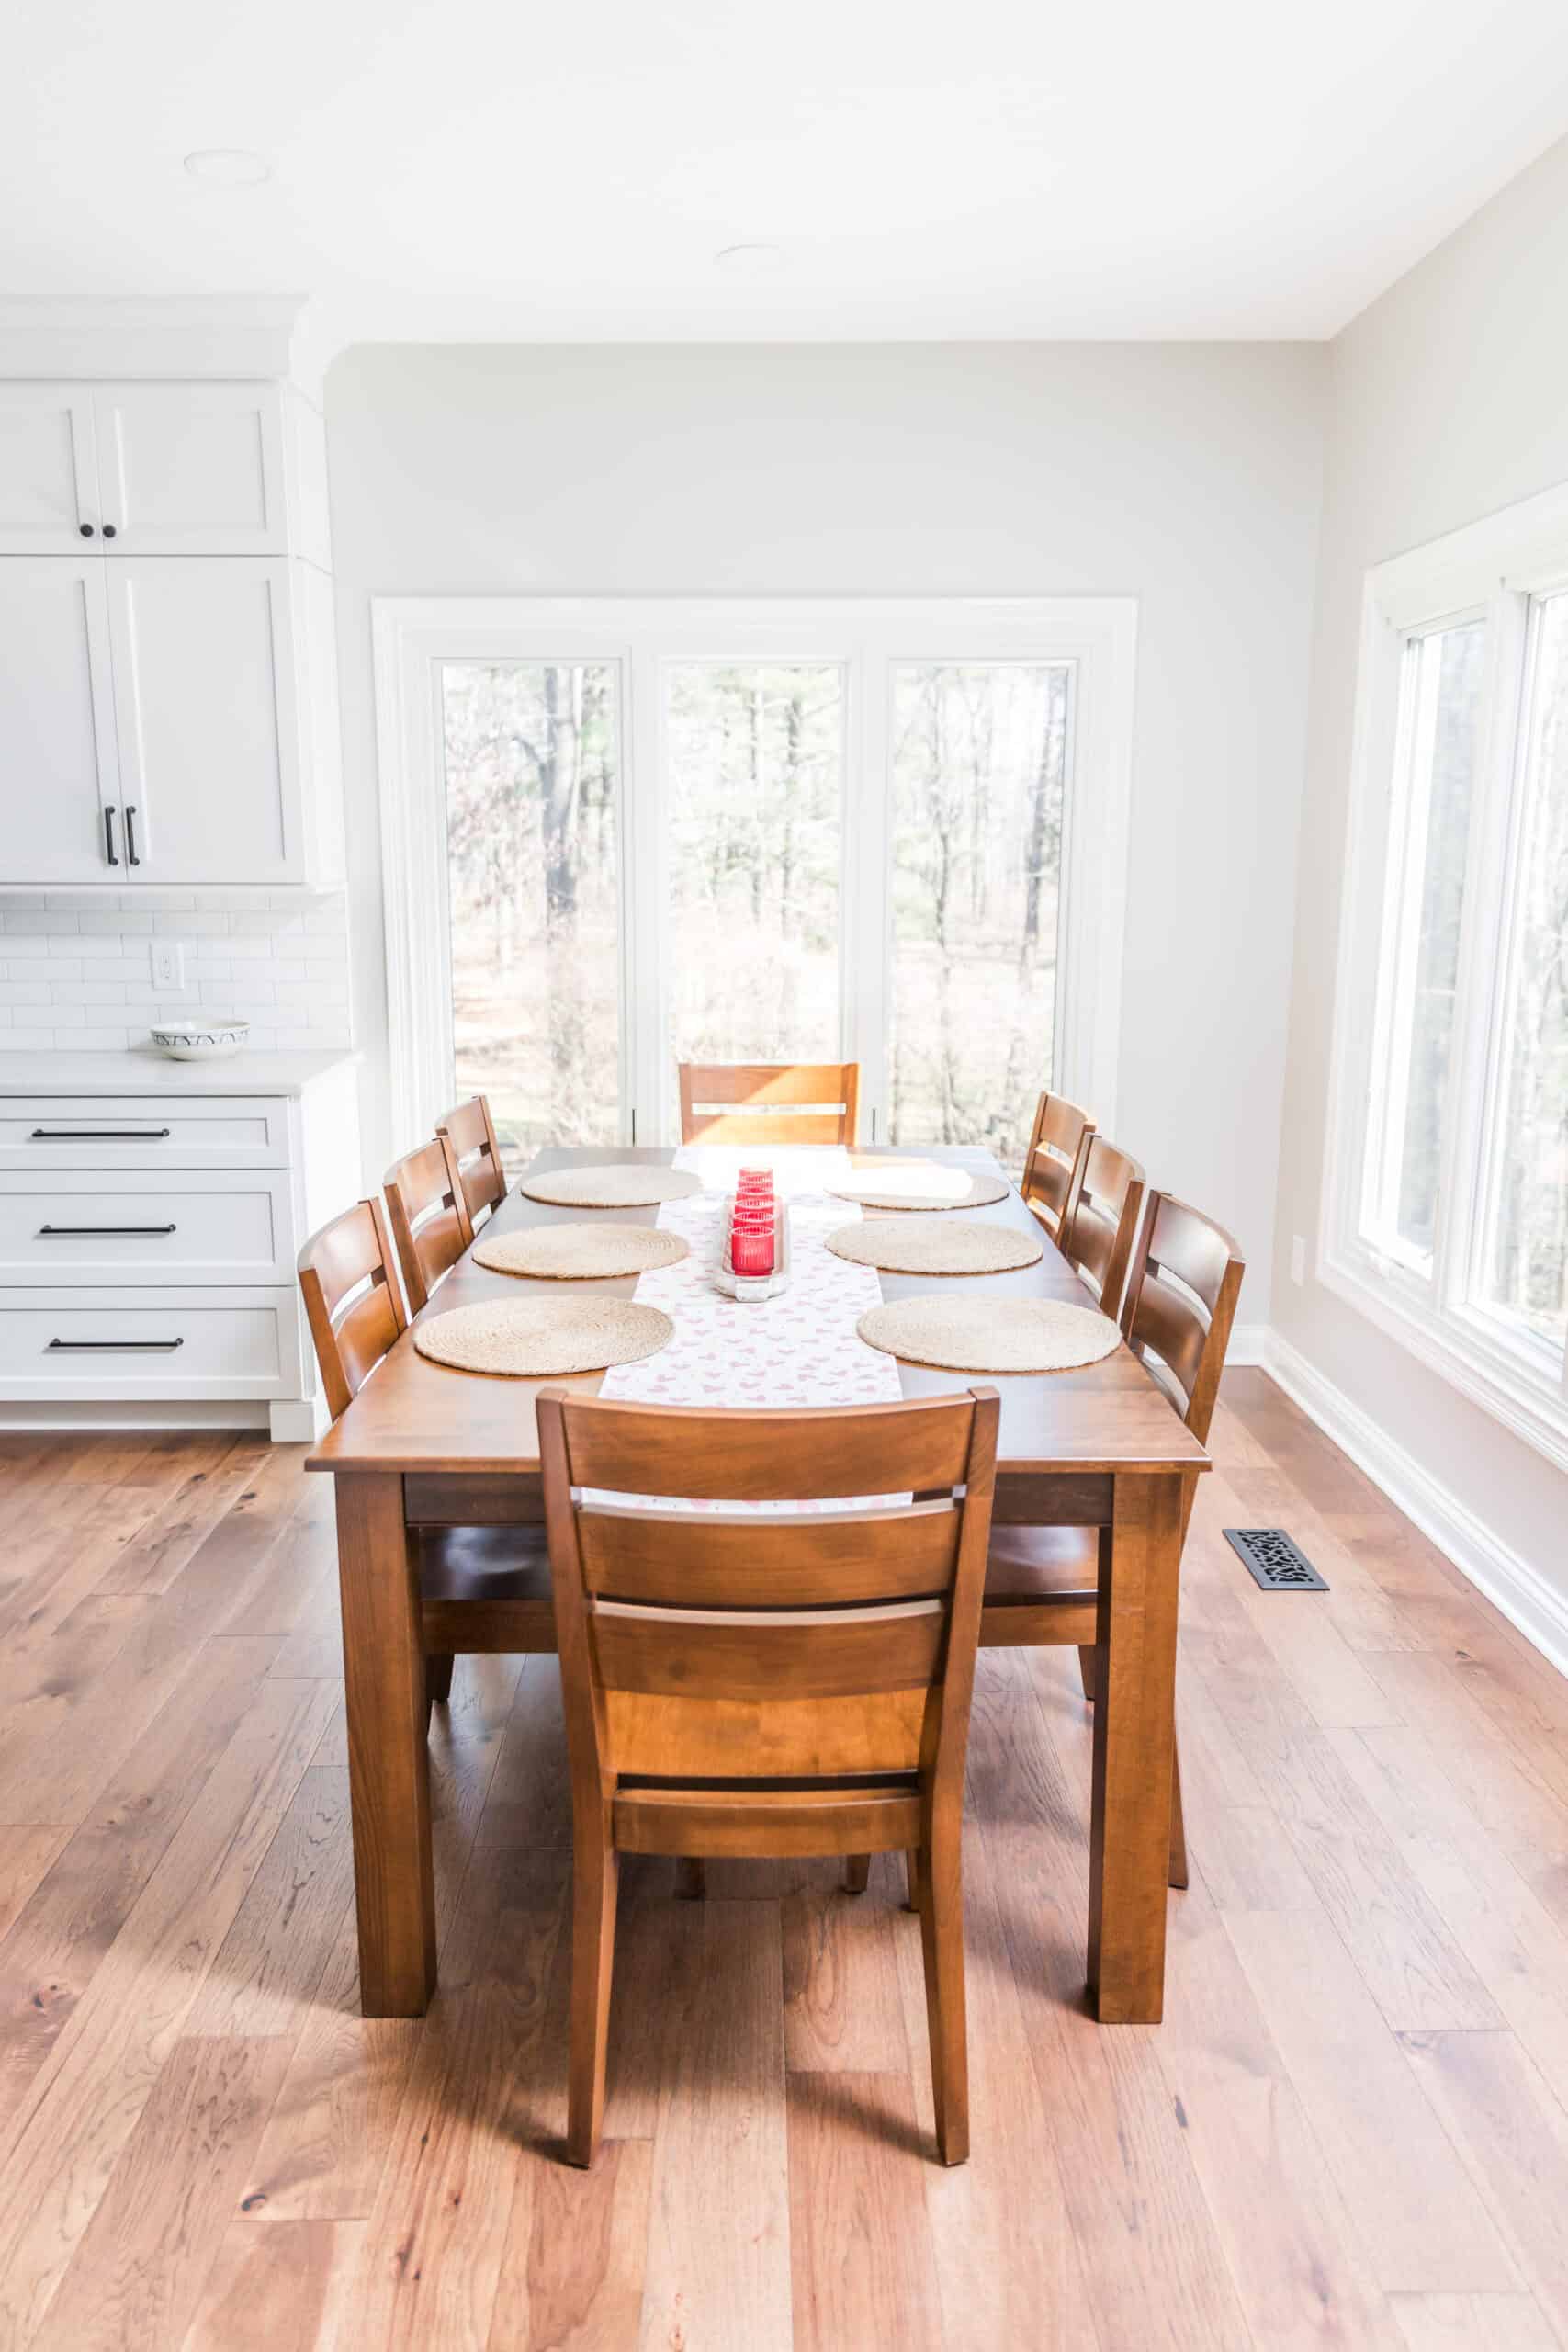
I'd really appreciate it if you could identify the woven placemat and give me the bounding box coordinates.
[517,1164,701,1209]
[826,1217,1042,1276]
[857,1295,1120,1374]
[473,1222,690,1281]
[413,1297,673,1377]
[826,1161,1010,1213]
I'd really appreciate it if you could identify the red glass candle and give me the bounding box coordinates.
[731,1225,775,1276]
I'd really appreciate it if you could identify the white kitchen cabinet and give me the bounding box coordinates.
[0,385,99,549]
[0,558,120,878]
[93,382,288,554]
[105,558,300,883]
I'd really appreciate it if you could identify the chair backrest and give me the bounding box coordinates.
[297,1197,408,1422]
[435,1094,507,1227]
[1120,1191,1245,1450]
[384,1136,474,1315]
[1064,1136,1145,1318]
[538,1390,998,1801]
[677,1061,860,1148]
[1020,1091,1095,1238]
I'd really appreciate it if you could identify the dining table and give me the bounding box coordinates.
[307,1142,1209,2027]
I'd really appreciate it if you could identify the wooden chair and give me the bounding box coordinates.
[297,1200,555,1714]
[435,1093,507,1228]
[677,1060,860,1147]
[384,1136,474,1314]
[1062,1136,1145,1319]
[1019,1091,1095,1240]
[537,1386,1000,2169]
[980,1192,1244,1888]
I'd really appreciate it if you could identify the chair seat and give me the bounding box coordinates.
[417,1523,557,1653]
[982,1522,1099,1646]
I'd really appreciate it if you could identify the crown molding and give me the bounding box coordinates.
[0,294,324,392]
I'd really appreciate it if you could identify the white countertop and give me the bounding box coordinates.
[0,1049,360,1098]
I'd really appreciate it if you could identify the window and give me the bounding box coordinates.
[378,598,1135,1169]
[1325,485,1568,1465]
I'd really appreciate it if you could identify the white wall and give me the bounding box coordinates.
[1273,132,1568,1611]
[325,340,1325,1319]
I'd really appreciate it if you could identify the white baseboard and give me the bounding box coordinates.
[1263,1329,1568,1681]
[0,1399,270,1433]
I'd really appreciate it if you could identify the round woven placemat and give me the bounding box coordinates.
[826,1217,1042,1276]
[472,1222,690,1281]
[826,1161,1009,1213]
[856,1295,1120,1374]
[517,1164,701,1209]
[412,1297,673,1377]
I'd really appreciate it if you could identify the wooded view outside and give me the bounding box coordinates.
[664,662,842,1127]
[889,662,1070,1170]
[1477,590,1568,1350]
[441,660,621,1160]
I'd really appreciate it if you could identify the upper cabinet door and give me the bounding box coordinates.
[105,558,303,883]
[0,559,121,879]
[0,387,101,551]
[93,384,288,554]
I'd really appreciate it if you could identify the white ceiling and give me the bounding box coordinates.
[6,0,1568,347]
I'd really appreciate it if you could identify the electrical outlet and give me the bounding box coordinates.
[151,941,186,991]
[1290,1234,1307,1287]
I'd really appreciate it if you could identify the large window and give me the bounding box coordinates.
[1326,488,1568,1464]
[377,598,1135,1170]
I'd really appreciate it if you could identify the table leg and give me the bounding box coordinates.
[1086,1470,1183,2022]
[334,1472,436,2017]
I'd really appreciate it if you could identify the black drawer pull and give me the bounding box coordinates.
[46,1337,185,1352]
[29,1128,173,1141]
[37,1224,177,1238]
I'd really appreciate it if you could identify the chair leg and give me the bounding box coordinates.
[1168,1737,1190,1890]
[1077,1645,1098,1702]
[904,1849,921,1913]
[916,1834,969,2165]
[674,1857,706,1901]
[425,1651,455,1705]
[566,1847,619,2168]
[843,1853,871,1894]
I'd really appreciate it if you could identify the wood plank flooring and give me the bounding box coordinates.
[2,1372,1567,2349]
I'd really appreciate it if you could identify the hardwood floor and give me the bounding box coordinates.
[2,1371,1567,2348]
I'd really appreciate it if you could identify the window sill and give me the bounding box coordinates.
[1319,1246,1568,1479]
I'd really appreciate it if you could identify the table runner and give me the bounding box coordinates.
[598,1147,904,1409]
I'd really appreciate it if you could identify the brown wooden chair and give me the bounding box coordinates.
[538,1386,999,2169]
[981,1192,1244,1888]
[384,1136,474,1315]
[435,1093,507,1229]
[677,1060,860,1147]
[1019,1091,1095,1240]
[1062,1135,1145,1320]
[298,1200,554,1715]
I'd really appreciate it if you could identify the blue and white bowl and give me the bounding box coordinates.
[150,1018,251,1061]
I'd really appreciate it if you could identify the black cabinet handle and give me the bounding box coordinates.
[101,524,117,539]
[30,1127,172,1140]
[79,522,95,538]
[103,806,119,866]
[124,805,141,867]
[38,1224,177,1238]
[47,1337,184,1351]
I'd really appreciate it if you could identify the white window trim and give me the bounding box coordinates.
[1320,481,1568,1475]
[373,594,1137,1153]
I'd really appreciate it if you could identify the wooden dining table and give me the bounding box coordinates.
[308,1143,1208,2027]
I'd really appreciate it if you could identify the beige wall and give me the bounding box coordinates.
[1273,130,1568,1608]
[325,338,1325,1317]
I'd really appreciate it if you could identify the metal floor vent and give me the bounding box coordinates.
[1224,1528,1329,1593]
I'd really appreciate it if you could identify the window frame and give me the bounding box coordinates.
[373,596,1137,1157]
[1322,482,1568,1472]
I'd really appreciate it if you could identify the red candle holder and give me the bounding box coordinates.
[731,1225,775,1276]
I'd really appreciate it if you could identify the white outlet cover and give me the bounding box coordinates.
[151,941,186,990]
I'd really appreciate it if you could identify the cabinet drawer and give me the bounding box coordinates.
[0,1290,298,1398]
[0,1096,290,1169]
[0,1170,293,1284]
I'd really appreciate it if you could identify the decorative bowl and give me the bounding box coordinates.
[150,1018,251,1061]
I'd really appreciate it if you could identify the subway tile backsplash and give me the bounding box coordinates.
[0,889,352,1054]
